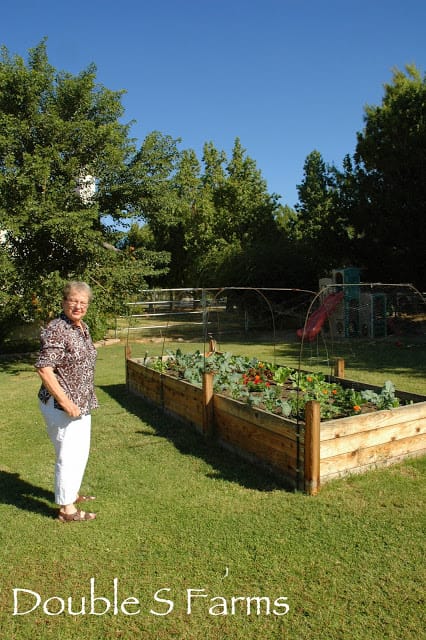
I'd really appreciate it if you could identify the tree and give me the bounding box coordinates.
[350,64,426,288]
[125,130,182,227]
[291,150,354,284]
[0,41,170,332]
[275,204,298,234]
[294,151,331,238]
[203,138,283,286]
[214,138,278,242]
[168,148,219,286]
[292,151,335,281]
[127,137,285,288]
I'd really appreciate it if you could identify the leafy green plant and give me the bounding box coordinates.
[146,350,403,421]
[361,380,399,410]
[273,365,293,385]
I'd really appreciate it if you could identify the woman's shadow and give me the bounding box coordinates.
[0,471,57,518]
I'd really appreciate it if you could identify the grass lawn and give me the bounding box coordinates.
[0,340,425,639]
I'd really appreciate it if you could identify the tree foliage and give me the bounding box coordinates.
[0,40,170,334]
[293,66,425,290]
[126,137,285,288]
[290,150,352,283]
[348,64,426,288]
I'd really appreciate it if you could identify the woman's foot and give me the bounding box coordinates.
[57,509,96,522]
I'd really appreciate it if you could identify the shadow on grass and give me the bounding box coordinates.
[0,471,57,518]
[99,383,295,494]
[0,355,36,376]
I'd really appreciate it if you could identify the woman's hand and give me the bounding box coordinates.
[62,399,82,418]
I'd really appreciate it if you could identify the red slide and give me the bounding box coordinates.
[297,291,344,342]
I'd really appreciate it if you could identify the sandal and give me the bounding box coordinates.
[57,509,96,522]
[76,495,96,503]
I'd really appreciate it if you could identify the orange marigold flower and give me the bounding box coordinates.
[322,389,328,394]
[353,405,361,412]
[332,389,338,395]
[307,376,313,382]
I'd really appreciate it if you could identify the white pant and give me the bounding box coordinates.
[39,398,91,506]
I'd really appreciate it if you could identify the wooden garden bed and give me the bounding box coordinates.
[126,353,426,494]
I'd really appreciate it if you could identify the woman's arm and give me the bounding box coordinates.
[37,367,81,417]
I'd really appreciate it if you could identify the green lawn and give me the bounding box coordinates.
[0,341,425,639]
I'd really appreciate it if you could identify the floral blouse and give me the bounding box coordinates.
[35,312,99,415]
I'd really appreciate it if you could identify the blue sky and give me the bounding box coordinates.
[2,0,425,207]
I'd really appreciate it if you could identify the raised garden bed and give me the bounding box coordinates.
[126,348,426,494]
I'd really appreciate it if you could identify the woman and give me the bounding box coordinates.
[35,281,99,522]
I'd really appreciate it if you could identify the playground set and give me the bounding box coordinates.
[297,267,387,342]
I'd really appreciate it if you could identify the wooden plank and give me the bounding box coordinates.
[320,417,426,459]
[304,401,321,495]
[320,402,426,440]
[127,361,163,403]
[321,449,426,483]
[320,433,426,477]
[214,409,301,474]
[334,358,345,378]
[203,372,214,436]
[162,379,204,428]
[162,378,201,401]
[215,410,301,457]
[214,394,301,441]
